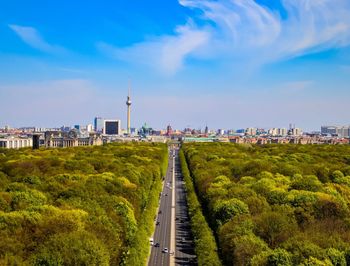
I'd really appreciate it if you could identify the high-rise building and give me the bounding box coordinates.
[94,117,104,133]
[103,120,121,135]
[217,129,224,135]
[337,126,350,138]
[86,124,94,132]
[290,128,303,136]
[279,128,288,136]
[126,83,132,135]
[246,128,257,136]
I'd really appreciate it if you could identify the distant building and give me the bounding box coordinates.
[321,125,350,137]
[290,128,303,136]
[0,135,33,149]
[130,127,138,135]
[140,123,153,136]
[94,117,104,132]
[103,120,121,135]
[268,128,288,136]
[45,130,103,148]
[204,125,209,134]
[337,126,350,138]
[19,127,35,133]
[321,126,337,135]
[86,124,94,132]
[60,126,71,132]
[34,127,60,132]
[227,129,236,135]
[217,129,224,135]
[166,125,173,136]
[246,128,257,136]
[279,128,288,136]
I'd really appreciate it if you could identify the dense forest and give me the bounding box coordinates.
[0,143,168,265]
[182,143,350,266]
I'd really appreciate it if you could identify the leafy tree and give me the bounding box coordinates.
[213,198,249,227]
[326,248,346,266]
[32,231,109,266]
[267,248,293,266]
[233,234,269,266]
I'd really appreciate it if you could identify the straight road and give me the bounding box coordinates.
[173,148,197,265]
[148,147,174,266]
[148,146,197,266]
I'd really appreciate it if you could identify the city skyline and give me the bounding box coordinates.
[1,0,350,131]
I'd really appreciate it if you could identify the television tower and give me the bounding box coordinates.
[126,81,132,135]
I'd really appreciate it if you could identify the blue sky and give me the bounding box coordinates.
[1,0,350,131]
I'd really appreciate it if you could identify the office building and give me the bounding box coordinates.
[86,124,94,132]
[94,117,104,133]
[104,120,121,135]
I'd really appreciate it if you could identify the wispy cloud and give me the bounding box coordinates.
[98,21,210,75]
[9,24,66,54]
[100,0,350,74]
[180,0,350,62]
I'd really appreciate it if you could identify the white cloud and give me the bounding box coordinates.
[180,0,350,62]
[97,21,210,75]
[9,24,66,54]
[100,0,350,73]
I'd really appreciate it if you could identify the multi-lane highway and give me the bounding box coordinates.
[173,148,197,265]
[148,146,196,266]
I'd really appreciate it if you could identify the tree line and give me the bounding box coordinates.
[182,143,350,266]
[0,143,168,265]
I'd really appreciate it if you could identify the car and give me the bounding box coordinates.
[175,217,179,221]
[165,193,168,196]
[156,221,160,225]
[154,242,160,247]
[149,238,154,245]
[162,247,168,253]
[158,210,162,214]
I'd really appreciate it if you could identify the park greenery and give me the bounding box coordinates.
[0,143,168,265]
[179,150,222,266]
[182,143,350,266]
